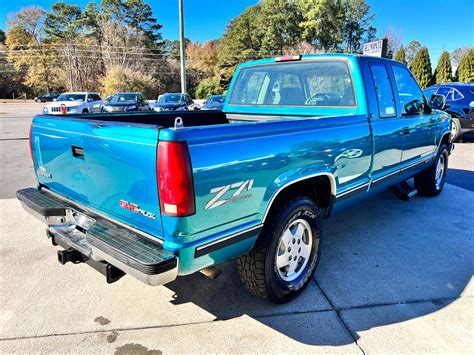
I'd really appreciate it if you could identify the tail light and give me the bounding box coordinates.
[60,104,67,114]
[157,141,195,217]
[28,123,34,164]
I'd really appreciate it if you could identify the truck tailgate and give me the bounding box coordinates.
[31,115,163,237]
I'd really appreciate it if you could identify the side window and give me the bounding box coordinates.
[436,87,452,101]
[369,63,396,118]
[452,88,464,101]
[391,65,425,115]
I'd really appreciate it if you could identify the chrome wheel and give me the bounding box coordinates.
[451,121,458,142]
[435,154,445,189]
[276,219,312,282]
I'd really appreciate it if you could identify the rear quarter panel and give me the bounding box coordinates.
[160,114,372,273]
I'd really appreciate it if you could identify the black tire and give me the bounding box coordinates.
[414,144,448,197]
[451,118,461,142]
[237,197,322,303]
[82,109,88,114]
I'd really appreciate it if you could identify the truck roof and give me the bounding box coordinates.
[237,53,404,69]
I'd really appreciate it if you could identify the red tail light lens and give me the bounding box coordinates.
[60,104,67,114]
[28,123,34,164]
[157,141,195,217]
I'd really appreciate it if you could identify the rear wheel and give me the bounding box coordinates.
[414,144,448,196]
[237,197,322,303]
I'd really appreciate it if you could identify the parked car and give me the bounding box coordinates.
[152,93,194,111]
[101,92,150,112]
[423,83,474,141]
[18,54,451,303]
[42,92,103,115]
[34,93,60,103]
[202,95,226,110]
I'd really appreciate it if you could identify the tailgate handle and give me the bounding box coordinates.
[72,146,84,158]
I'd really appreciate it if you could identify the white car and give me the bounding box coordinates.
[42,92,103,115]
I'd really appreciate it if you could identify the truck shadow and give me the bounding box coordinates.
[164,185,473,346]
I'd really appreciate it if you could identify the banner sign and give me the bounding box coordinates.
[363,39,388,57]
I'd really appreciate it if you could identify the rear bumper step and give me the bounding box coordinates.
[17,187,178,286]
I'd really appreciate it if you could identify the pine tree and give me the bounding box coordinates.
[435,51,452,83]
[410,47,432,89]
[455,49,474,82]
[394,45,407,65]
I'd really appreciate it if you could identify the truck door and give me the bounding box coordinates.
[390,64,437,168]
[366,62,405,185]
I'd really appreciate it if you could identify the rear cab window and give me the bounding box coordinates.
[229,60,356,108]
[369,63,396,118]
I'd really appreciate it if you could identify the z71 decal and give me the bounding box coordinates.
[205,179,254,210]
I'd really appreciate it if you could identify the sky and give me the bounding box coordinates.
[1,0,473,63]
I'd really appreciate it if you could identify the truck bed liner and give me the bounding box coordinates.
[41,110,229,127]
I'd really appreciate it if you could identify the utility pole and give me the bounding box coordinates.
[178,0,186,93]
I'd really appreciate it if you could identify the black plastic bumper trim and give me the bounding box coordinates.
[195,226,262,258]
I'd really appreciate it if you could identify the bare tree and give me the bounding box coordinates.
[384,26,403,59]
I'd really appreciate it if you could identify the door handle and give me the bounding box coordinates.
[71,146,84,158]
[402,127,410,135]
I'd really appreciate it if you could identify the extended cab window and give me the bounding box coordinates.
[369,63,396,118]
[229,60,355,107]
[391,65,425,115]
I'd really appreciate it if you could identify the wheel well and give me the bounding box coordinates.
[264,175,335,221]
[82,108,88,113]
[441,132,450,147]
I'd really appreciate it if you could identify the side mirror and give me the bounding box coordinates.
[429,94,446,110]
[403,99,424,115]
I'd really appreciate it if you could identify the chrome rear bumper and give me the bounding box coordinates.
[17,188,178,286]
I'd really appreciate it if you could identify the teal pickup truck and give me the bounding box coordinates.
[18,54,452,303]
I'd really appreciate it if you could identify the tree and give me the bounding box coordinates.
[6,6,61,93]
[101,65,158,97]
[384,26,402,59]
[435,51,452,83]
[217,4,264,88]
[405,40,422,67]
[44,2,96,90]
[455,49,474,82]
[195,78,224,99]
[394,45,407,65]
[186,41,219,77]
[257,0,303,55]
[451,47,472,68]
[343,0,375,53]
[298,0,345,51]
[410,47,432,89]
[101,0,162,45]
[0,29,5,44]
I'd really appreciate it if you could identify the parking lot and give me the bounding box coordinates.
[0,102,473,353]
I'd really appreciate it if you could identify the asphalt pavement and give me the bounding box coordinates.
[0,103,473,353]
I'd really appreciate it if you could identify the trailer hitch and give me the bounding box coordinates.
[57,248,87,265]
